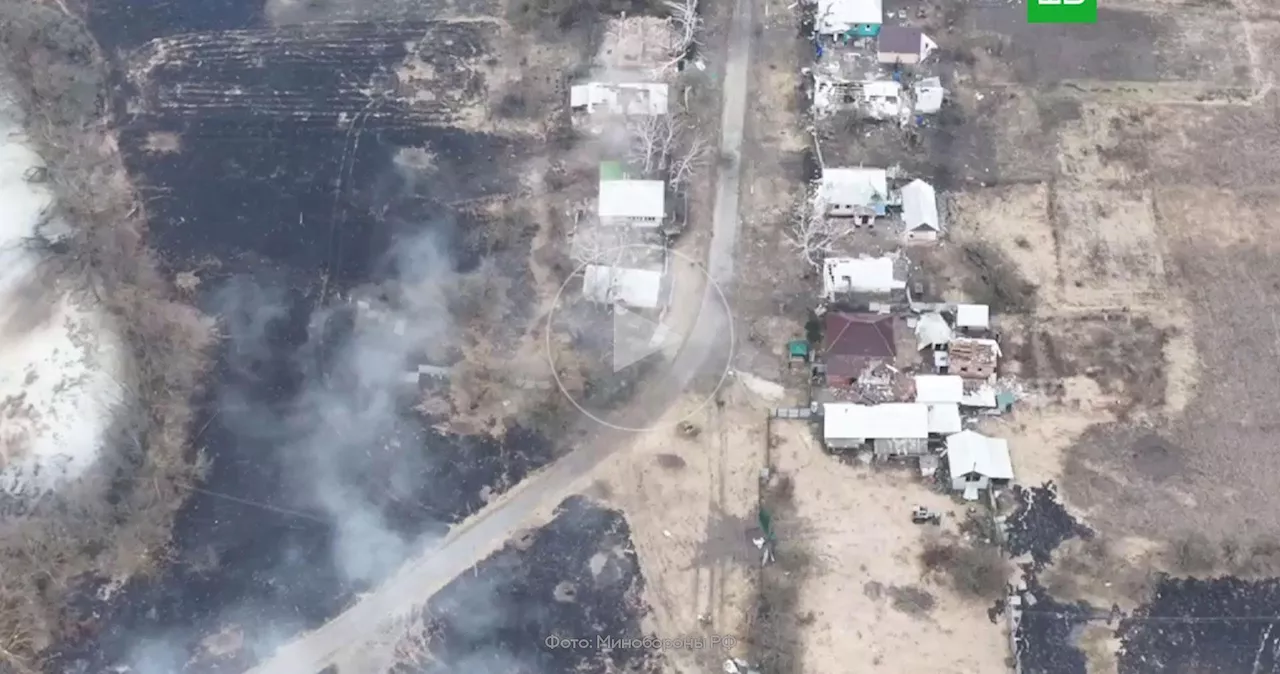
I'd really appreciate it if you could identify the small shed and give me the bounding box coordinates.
[582,265,664,309]
[788,340,810,362]
[816,0,882,36]
[913,77,947,114]
[823,402,928,451]
[914,312,953,351]
[914,374,964,404]
[598,179,666,227]
[823,256,905,298]
[955,304,990,331]
[818,168,889,223]
[944,430,1013,500]
[900,179,941,241]
[876,25,937,65]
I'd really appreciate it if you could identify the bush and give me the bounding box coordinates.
[920,537,1010,600]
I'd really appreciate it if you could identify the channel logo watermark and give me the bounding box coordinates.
[1027,0,1097,24]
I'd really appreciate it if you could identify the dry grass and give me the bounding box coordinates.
[0,4,214,669]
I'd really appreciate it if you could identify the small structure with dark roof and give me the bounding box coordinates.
[876,25,937,65]
[821,312,896,388]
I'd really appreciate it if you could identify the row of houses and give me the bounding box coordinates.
[566,74,674,311]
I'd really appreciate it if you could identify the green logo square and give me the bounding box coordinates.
[1027,0,1097,23]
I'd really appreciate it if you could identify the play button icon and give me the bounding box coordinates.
[612,306,682,372]
[545,243,734,432]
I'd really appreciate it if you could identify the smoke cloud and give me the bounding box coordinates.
[209,222,458,587]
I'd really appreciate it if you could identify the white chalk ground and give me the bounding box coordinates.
[0,85,127,497]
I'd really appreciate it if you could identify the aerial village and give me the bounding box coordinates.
[560,0,1017,503]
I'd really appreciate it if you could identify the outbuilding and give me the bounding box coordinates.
[955,303,990,331]
[900,179,941,241]
[944,430,1013,500]
[914,374,964,404]
[876,25,937,65]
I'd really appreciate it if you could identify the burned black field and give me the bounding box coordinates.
[45,0,656,671]
[391,496,659,674]
[1010,487,1280,674]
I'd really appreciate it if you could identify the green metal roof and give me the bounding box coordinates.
[787,340,810,358]
[599,161,625,181]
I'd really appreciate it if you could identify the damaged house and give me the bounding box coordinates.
[946,337,1002,382]
[820,312,896,388]
[822,256,906,299]
[582,265,665,309]
[818,167,891,223]
[570,82,669,118]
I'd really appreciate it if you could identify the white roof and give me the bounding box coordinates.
[927,403,962,435]
[956,303,990,329]
[915,312,953,349]
[914,375,964,403]
[913,77,946,114]
[598,180,665,221]
[823,256,905,296]
[569,82,669,115]
[901,179,940,232]
[920,33,938,61]
[582,265,663,308]
[961,384,998,408]
[823,403,929,441]
[945,430,1013,480]
[816,0,883,34]
[820,167,889,209]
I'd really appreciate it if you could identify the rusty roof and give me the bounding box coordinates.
[823,313,896,378]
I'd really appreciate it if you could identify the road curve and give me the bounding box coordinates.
[245,0,755,670]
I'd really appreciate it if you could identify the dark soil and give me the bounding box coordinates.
[49,1,564,671]
[391,496,659,674]
[1014,578,1093,674]
[1005,483,1093,572]
[1119,576,1280,674]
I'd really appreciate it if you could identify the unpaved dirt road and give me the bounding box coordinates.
[244,0,755,670]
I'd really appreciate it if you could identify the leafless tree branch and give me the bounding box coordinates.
[784,191,855,269]
[653,0,702,77]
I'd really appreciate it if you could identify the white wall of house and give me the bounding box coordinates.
[816,0,883,34]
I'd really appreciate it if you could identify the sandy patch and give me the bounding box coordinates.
[768,420,1009,674]
[1053,186,1165,308]
[948,184,1059,302]
[587,383,766,670]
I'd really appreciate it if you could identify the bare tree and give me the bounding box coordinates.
[625,113,680,176]
[654,0,702,77]
[668,133,709,187]
[784,192,855,269]
[625,113,708,186]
